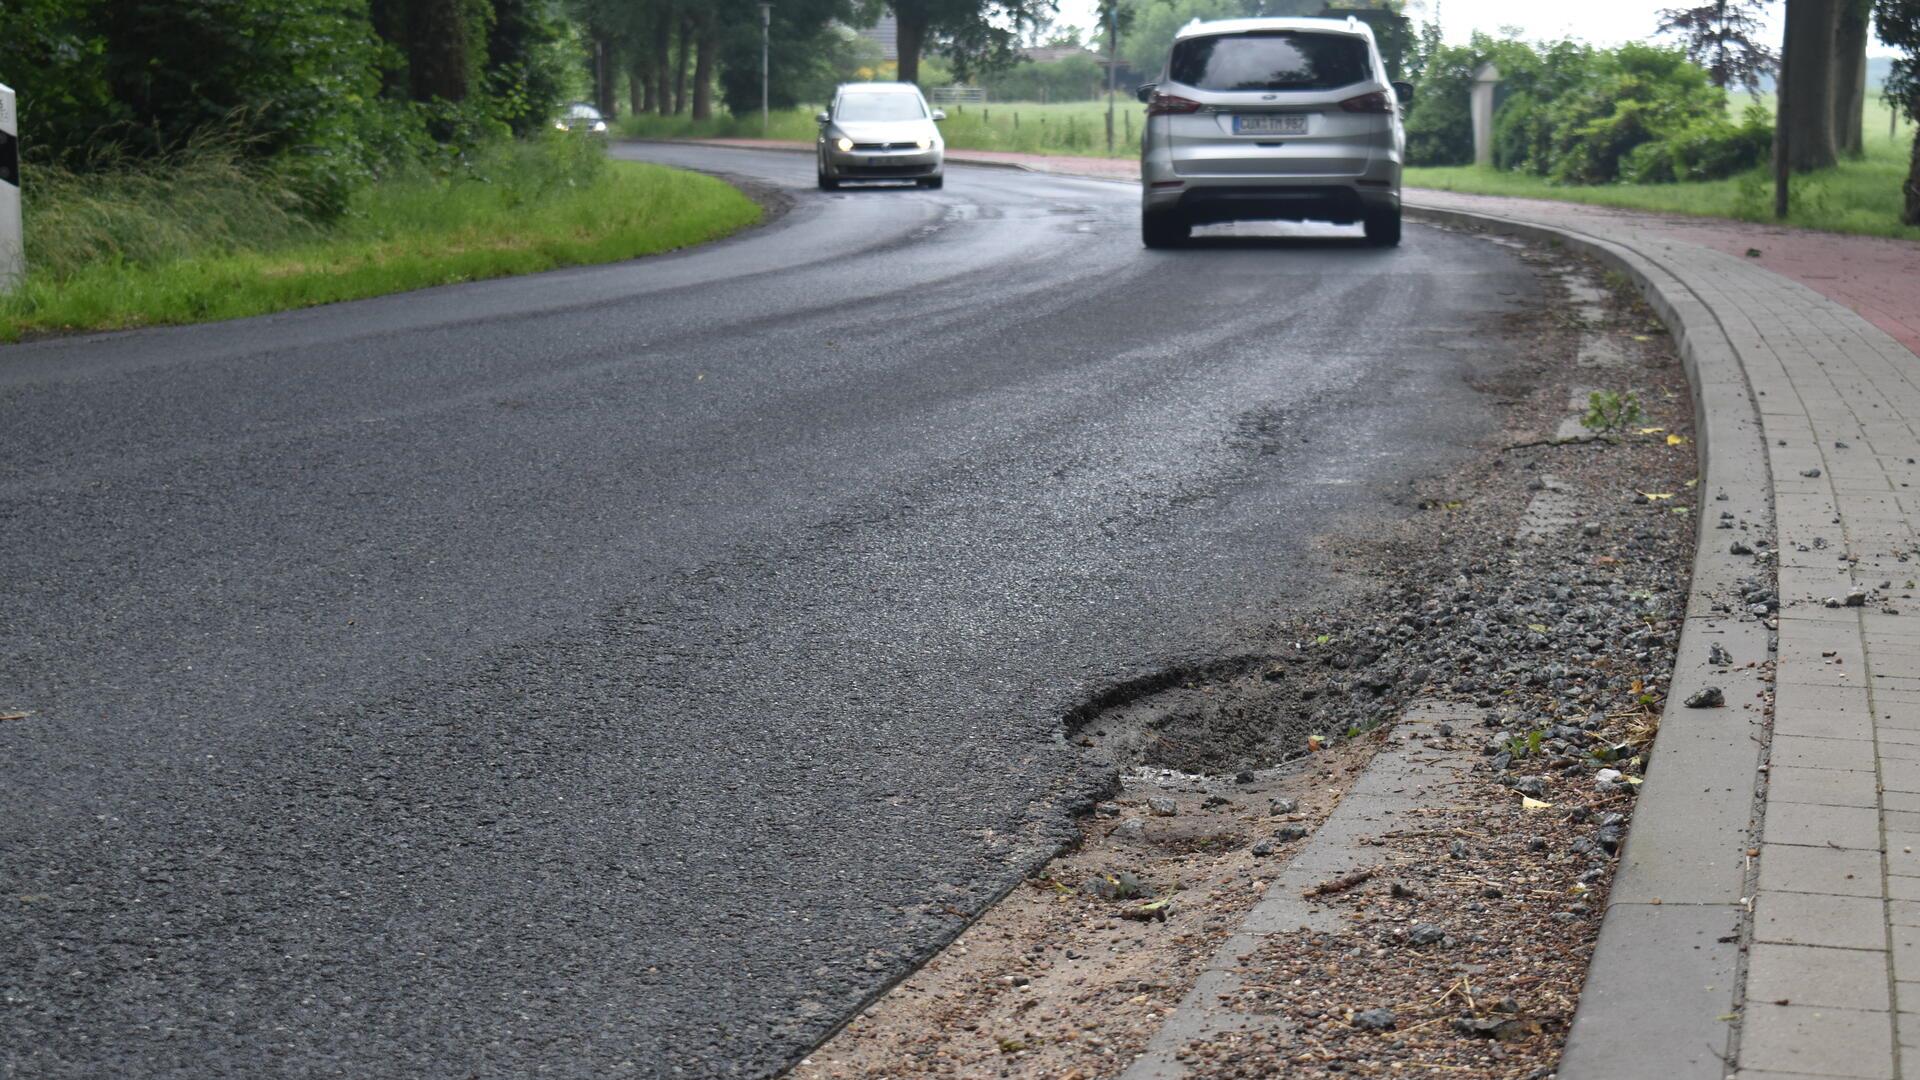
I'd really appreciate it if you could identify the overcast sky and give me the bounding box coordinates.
[1051,1,1898,57]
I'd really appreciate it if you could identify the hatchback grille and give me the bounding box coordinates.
[852,142,921,151]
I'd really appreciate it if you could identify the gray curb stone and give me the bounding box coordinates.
[1406,201,1776,1079]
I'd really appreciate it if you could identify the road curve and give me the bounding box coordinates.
[0,145,1540,1078]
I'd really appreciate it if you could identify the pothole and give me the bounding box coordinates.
[792,237,1701,1080]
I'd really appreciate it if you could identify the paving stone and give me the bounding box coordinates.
[1746,943,1892,1011]
[1889,924,1920,980]
[1772,734,1881,772]
[1762,802,1883,851]
[1555,903,1743,1080]
[1753,891,1888,950]
[1891,833,1920,878]
[1768,764,1881,808]
[1758,844,1884,897]
[1739,1001,1894,1079]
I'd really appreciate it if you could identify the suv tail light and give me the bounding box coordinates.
[1146,92,1203,117]
[1339,91,1392,114]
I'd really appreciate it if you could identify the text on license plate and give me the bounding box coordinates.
[1233,114,1308,135]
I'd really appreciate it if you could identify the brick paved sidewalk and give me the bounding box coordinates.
[1407,189,1920,1080]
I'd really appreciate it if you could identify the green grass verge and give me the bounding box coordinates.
[621,100,1145,159]
[0,140,762,342]
[1408,95,1919,242]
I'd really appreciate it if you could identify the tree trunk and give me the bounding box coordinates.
[674,15,693,115]
[896,8,926,87]
[691,18,717,122]
[369,0,410,98]
[406,0,470,103]
[1780,0,1839,172]
[653,5,674,115]
[1906,128,1920,226]
[1832,0,1871,158]
[594,37,617,118]
[630,66,644,116]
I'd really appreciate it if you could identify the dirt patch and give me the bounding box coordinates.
[790,744,1377,1079]
[791,235,1701,1079]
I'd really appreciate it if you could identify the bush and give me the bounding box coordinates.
[981,55,1105,102]
[1430,36,1772,186]
[1404,44,1479,166]
[1620,105,1773,183]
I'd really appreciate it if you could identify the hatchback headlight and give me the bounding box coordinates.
[835,137,853,152]
[915,137,932,151]
[591,121,607,132]
[555,120,568,130]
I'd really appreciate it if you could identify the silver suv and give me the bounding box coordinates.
[1137,17,1410,248]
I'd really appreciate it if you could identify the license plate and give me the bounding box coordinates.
[1233,114,1308,136]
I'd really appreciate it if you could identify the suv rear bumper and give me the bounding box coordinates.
[1148,181,1398,225]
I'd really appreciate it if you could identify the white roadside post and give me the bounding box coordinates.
[1470,63,1501,169]
[0,83,22,292]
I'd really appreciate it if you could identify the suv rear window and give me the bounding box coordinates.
[1169,32,1371,92]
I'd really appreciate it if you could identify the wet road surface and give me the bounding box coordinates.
[0,144,1540,1077]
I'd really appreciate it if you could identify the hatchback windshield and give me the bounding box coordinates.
[836,93,926,122]
[1169,32,1370,92]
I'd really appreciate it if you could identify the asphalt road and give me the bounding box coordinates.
[0,145,1541,1078]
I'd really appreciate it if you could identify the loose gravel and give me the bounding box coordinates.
[793,236,1702,1079]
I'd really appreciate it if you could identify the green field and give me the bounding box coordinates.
[621,99,1147,158]
[1,140,762,342]
[1406,95,1920,241]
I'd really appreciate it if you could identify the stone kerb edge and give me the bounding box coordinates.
[1407,204,1776,1079]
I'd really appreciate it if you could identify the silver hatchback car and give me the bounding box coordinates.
[816,83,946,190]
[1137,17,1410,248]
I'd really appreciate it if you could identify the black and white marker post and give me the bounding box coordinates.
[0,83,20,290]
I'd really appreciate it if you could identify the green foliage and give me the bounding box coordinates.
[1,0,579,217]
[1404,43,1477,166]
[1,139,760,339]
[1533,44,1732,184]
[1581,390,1646,434]
[485,0,577,135]
[1621,105,1773,183]
[1410,33,1773,184]
[980,54,1106,102]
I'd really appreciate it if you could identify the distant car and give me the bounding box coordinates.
[556,103,609,137]
[1136,17,1412,248]
[815,83,945,190]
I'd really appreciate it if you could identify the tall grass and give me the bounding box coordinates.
[1,137,762,341]
[23,144,319,281]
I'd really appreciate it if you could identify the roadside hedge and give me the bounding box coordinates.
[1407,35,1772,185]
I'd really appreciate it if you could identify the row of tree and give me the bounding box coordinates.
[0,0,581,209]
[565,0,1055,121]
[1675,0,1919,220]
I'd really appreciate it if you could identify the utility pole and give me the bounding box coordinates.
[1104,2,1119,154]
[759,3,772,136]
